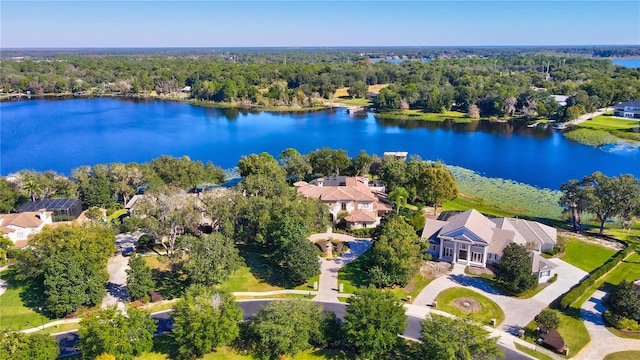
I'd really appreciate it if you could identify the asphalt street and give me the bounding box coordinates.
[55,300,530,360]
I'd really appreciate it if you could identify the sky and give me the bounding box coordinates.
[1,0,639,48]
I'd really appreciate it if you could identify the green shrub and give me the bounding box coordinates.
[548,274,558,283]
[560,247,634,308]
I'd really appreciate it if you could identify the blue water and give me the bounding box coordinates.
[1,98,638,189]
[612,59,640,68]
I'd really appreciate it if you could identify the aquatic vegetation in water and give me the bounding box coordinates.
[448,165,563,219]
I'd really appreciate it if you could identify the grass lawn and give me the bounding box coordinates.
[560,236,617,272]
[294,274,320,292]
[578,113,639,131]
[336,98,372,106]
[523,307,590,358]
[33,322,80,335]
[388,272,435,302]
[604,351,640,360]
[434,287,505,327]
[0,269,52,331]
[514,343,555,360]
[107,208,128,222]
[602,252,640,288]
[375,109,473,123]
[338,248,373,294]
[136,335,351,360]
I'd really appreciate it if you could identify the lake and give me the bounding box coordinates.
[1,98,638,189]
[611,59,640,68]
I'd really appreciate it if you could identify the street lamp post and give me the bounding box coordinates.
[38,306,44,330]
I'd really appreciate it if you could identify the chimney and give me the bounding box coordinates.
[38,209,47,221]
[363,175,369,186]
[317,178,324,187]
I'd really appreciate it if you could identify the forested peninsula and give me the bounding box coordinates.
[2,47,639,122]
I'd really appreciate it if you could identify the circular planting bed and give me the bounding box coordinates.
[452,297,483,313]
[434,287,505,327]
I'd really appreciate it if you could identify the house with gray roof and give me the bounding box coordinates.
[613,99,640,119]
[422,209,558,282]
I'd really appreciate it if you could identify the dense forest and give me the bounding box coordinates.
[1,47,639,120]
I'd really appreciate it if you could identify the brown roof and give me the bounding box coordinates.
[344,210,377,223]
[297,185,376,202]
[539,328,565,352]
[0,211,51,231]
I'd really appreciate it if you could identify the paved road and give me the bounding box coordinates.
[575,290,640,359]
[55,300,529,360]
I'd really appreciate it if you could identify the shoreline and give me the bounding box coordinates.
[0,93,333,114]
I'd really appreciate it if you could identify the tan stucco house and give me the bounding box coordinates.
[422,209,557,282]
[295,176,391,229]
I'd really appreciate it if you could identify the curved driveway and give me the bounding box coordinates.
[308,233,371,303]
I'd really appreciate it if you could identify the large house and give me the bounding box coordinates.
[0,209,53,247]
[613,100,640,119]
[295,176,391,229]
[422,209,557,282]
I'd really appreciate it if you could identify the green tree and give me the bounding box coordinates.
[495,243,537,294]
[126,254,155,301]
[605,281,640,321]
[347,81,368,98]
[151,156,225,189]
[371,217,421,287]
[19,224,115,317]
[352,150,373,176]
[246,299,329,359]
[85,206,104,223]
[0,178,20,213]
[559,179,588,232]
[0,331,60,360]
[417,163,458,214]
[22,179,42,202]
[173,285,242,359]
[343,288,407,359]
[176,233,242,286]
[137,186,200,256]
[418,315,503,360]
[278,237,320,285]
[237,152,285,178]
[78,307,156,360]
[279,148,312,181]
[388,186,408,214]
[582,172,640,234]
[535,309,560,333]
[307,148,351,176]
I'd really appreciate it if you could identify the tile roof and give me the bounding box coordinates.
[344,210,377,223]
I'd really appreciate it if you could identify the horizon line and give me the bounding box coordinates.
[2,44,640,51]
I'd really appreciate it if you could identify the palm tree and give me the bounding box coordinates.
[388,186,408,214]
[23,179,41,202]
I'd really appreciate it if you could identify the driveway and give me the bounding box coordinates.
[309,233,371,303]
[101,232,142,310]
[575,290,640,359]
[413,258,588,336]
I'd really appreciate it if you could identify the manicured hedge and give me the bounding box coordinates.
[560,246,635,308]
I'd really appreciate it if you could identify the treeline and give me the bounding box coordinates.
[2,54,639,118]
[373,56,640,121]
[3,45,639,62]
[0,155,225,212]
